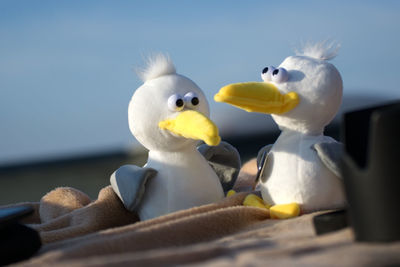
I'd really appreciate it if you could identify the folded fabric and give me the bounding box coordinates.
[7,188,269,265]
[3,158,400,266]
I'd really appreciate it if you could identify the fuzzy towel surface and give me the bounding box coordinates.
[4,159,400,266]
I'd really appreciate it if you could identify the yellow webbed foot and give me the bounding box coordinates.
[235,193,300,219]
[270,203,300,219]
[226,189,236,197]
[243,194,271,209]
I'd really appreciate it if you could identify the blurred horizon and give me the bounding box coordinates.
[1,0,400,165]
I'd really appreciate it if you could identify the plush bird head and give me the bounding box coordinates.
[129,54,220,152]
[215,42,343,135]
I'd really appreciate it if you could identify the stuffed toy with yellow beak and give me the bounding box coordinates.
[215,42,346,216]
[110,54,240,221]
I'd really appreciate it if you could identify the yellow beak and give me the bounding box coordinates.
[214,82,299,114]
[158,110,221,146]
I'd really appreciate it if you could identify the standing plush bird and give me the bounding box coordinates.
[215,42,346,214]
[111,54,240,221]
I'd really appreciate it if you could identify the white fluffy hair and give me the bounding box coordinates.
[295,40,340,61]
[136,53,176,82]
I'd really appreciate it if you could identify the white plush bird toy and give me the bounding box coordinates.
[215,42,346,214]
[110,54,240,221]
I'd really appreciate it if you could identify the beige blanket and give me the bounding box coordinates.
[5,159,400,266]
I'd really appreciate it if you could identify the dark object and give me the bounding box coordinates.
[0,206,42,265]
[313,210,348,235]
[0,206,33,224]
[342,101,400,242]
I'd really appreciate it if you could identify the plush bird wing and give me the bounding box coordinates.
[110,165,157,212]
[312,141,343,179]
[256,144,273,184]
[197,141,241,194]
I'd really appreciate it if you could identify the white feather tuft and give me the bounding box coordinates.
[295,40,341,61]
[136,53,176,82]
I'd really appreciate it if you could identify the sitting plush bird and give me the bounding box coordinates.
[215,42,346,214]
[111,54,240,221]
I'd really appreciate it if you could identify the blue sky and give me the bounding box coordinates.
[1,0,400,164]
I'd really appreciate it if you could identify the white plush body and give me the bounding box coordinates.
[138,148,224,220]
[259,45,346,211]
[126,54,224,220]
[261,130,346,212]
[215,42,347,212]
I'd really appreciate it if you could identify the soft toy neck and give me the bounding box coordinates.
[278,124,325,136]
[146,145,201,168]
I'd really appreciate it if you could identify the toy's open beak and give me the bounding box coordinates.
[214,82,299,114]
[158,110,221,146]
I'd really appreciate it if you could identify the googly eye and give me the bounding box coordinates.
[271,67,289,83]
[184,92,200,108]
[168,94,185,111]
[261,66,276,81]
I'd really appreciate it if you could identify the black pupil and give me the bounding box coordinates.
[191,97,199,105]
[176,99,184,107]
[272,69,279,76]
[262,67,269,74]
